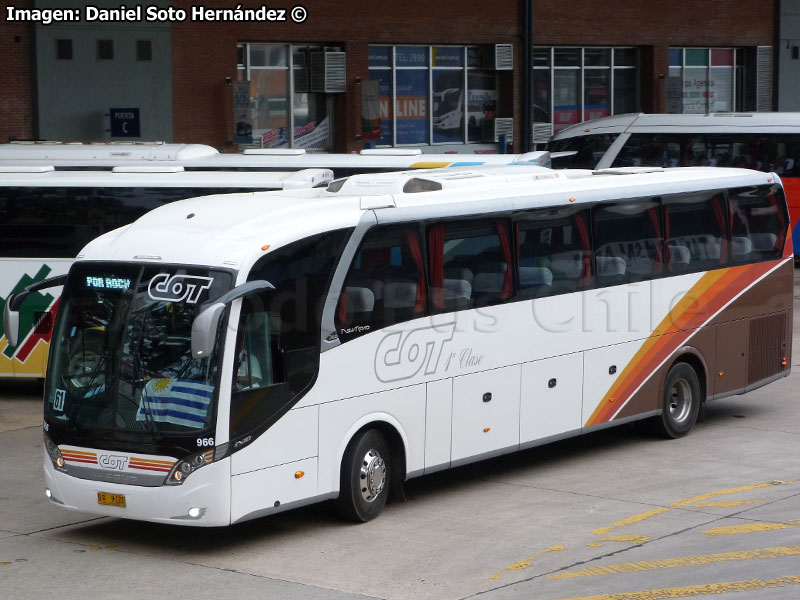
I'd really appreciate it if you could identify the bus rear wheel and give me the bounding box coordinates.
[653,362,701,439]
[335,428,391,522]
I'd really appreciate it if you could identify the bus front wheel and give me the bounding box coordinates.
[335,428,391,522]
[653,362,701,439]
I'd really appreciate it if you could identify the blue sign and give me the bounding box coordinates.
[110,108,140,137]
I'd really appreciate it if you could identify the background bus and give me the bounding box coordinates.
[0,142,551,177]
[547,113,800,260]
[8,164,791,526]
[0,166,332,379]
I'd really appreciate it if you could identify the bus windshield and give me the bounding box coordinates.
[44,263,233,440]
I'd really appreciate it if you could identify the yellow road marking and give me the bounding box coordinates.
[691,500,762,508]
[702,519,800,537]
[554,574,800,599]
[587,535,650,547]
[670,481,796,508]
[549,545,800,579]
[592,508,670,536]
[490,545,565,580]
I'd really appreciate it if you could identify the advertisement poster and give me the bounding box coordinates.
[432,70,464,143]
[233,81,253,144]
[361,79,381,141]
[373,69,393,146]
[395,70,428,144]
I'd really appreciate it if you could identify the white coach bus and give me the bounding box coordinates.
[0,166,331,379]
[6,164,792,526]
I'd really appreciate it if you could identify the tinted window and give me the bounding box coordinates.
[664,192,729,273]
[730,184,788,263]
[335,226,426,342]
[0,187,265,258]
[548,134,618,169]
[516,206,592,297]
[428,219,513,312]
[231,230,350,439]
[593,199,664,285]
[612,133,683,167]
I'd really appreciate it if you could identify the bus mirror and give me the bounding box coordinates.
[190,279,275,359]
[2,273,67,348]
[3,301,21,348]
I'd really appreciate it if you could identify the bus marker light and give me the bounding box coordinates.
[483,428,491,433]
[56,456,64,468]
[609,397,615,403]
[261,244,270,251]
[718,371,724,377]
[295,471,305,479]
[782,357,788,367]
[568,197,576,203]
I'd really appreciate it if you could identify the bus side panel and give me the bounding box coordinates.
[317,385,426,497]
[424,378,453,474]
[520,352,583,443]
[613,325,717,421]
[0,259,70,378]
[781,177,800,257]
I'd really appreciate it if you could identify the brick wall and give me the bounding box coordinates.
[0,2,35,142]
[0,1,777,148]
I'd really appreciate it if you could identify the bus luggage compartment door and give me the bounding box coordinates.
[451,365,521,463]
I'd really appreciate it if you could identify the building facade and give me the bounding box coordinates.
[0,0,779,152]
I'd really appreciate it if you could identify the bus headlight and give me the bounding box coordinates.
[44,433,67,472]
[164,449,214,486]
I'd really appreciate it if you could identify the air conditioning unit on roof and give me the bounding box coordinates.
[310,51,346,93]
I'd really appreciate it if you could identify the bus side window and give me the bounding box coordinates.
[335,226,426,342]
[428,219,513,313]
[663,191,729,273]
[516,206,592,297]
[593,198,664,286]
[612,134,681,168]
[730,185,788,264]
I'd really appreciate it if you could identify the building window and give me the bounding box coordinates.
[97,39,114,60]
[532,46,640,143]
[667,47,740,113]
[236,43,332,150]
[56,39,72,60]
[368,45,499,147]
[136,40,152,62]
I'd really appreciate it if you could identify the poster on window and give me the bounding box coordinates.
[432,71,464,143]
[233,81,253,144]
[395,70,428,144]
[467,71,497,143]
[361,79,381,141]
[370,69,393,146]
[294,116,330,150]
[683,68,708,114]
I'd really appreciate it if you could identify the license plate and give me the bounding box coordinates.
[97,492,126,508]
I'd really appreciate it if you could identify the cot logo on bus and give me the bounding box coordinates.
[147,274,213,304]
[374,321,456,383]
[98,455,129,471]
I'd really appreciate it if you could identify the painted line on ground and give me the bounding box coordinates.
[549,545,800,580]
[702,519,800,537]
[554,574,800,600]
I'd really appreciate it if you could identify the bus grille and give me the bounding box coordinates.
[747,312,788,384]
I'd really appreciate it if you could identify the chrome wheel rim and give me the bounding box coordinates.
[359,449,386,503]
[668,378,693,424]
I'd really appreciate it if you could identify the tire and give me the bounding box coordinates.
[335,429,391,522]
[652,362,701,439]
